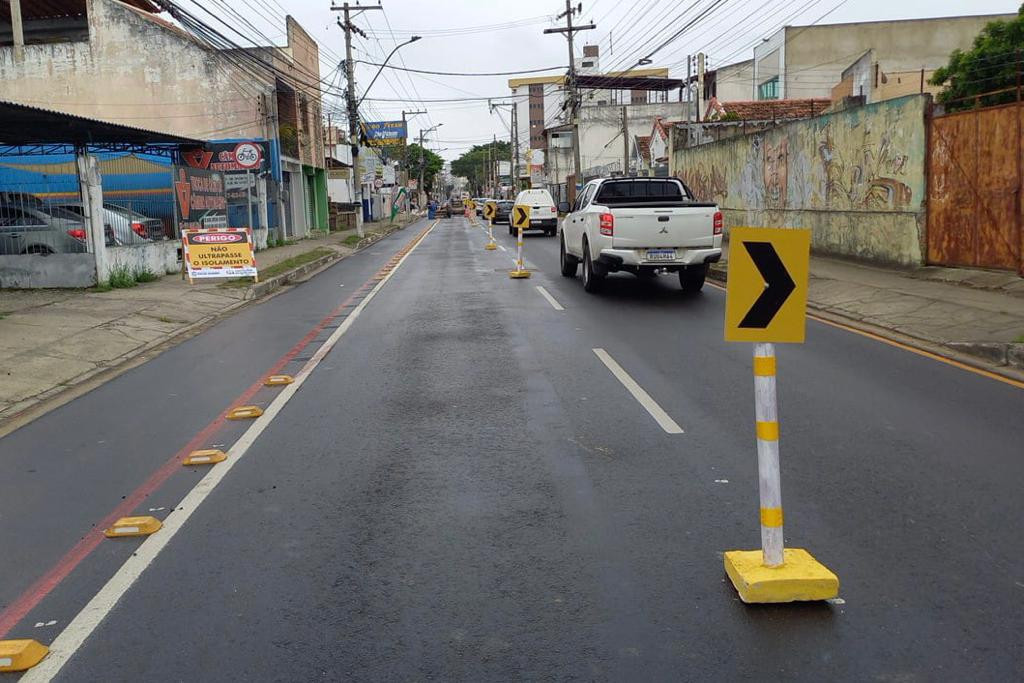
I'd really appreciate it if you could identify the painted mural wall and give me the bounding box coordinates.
[672,95,929,265]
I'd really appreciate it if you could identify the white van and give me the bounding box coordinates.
[511,188,558,236]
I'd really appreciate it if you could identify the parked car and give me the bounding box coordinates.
[558,177,722,293]
[510,188,558,236]
[49,201,163,246]
[493,200,514,225]
[0,198,90,255]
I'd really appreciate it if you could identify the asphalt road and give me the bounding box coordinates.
[1,215,1022,681]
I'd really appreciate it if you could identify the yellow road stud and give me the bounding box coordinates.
[0,639,49,673]
[183,449,227,466]
[104,516,162,538]
[227,405,263,420]
[264,374,294,386]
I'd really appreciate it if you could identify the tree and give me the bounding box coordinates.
[930,5,1024,111]
[402,144,444,192]
[450,141,511,194]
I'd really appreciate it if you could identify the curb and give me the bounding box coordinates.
[707,263,1024,380]
[0,219,421,438]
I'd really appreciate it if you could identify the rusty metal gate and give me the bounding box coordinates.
[927,101,1023,275]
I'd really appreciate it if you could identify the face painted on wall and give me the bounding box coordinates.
[762,138,788,209]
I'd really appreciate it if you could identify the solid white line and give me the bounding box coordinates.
[22,221,440,683]
[535,286,564,311]
[592,348,684,434]
[498,245,507,252]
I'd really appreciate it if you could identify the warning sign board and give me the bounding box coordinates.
[512,205,530,229]
[483,201,497,220]
[724,227,810,343]
[182,227,258,281]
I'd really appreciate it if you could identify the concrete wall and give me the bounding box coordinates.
[578,102,683,177]
[0,254,96,288]
[777,14,1017,101]
[712,60,755,103]
[0,0,265,139]
[107,241,181,278]
[673,95,928,266]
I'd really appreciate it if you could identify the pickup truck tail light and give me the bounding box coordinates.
[713,211,723,235]
[550,206,557,213]
[131,221,148,238]
[599,212,614,236]
[67,228,87,242]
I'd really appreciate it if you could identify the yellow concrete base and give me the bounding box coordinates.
[183,449,227,466]
[0,639,48,672]
[264,374,294,386]
[724,548,839,603]
[485,243,497,250]
[508,269,532,279]
[105,516,162,538]
[227,405,263,420]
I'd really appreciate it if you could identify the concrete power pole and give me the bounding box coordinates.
[622,105,629,177]
[402,109,426,208]
[697,52,706,123]
[333,2,383,237]
[544,2,595,197]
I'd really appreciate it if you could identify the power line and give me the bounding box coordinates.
[353,61,569,77]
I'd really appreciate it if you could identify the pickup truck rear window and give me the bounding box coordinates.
[594,180,691,205]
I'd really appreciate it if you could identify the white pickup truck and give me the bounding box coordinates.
[558,177,722,293]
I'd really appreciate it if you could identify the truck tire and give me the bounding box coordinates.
[679,264,707,293]
[559,233,578,277]
[582,239,603,293]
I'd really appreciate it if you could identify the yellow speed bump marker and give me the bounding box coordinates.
[104,516,162,538]
[183,449,227,466]
[264,374,294,386]
[227,405,263,420]
[0,639,49,673]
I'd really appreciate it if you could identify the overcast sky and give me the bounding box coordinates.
[184,0,1020,161]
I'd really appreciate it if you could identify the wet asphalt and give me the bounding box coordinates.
[1,215,1023,681]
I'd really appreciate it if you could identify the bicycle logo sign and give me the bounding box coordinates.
[233,142,262,169]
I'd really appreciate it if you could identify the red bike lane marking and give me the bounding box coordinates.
[0,225,429,638]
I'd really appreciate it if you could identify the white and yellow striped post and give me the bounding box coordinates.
[509,225,530,278]
[753,342,783,566]
[485,220,497,250]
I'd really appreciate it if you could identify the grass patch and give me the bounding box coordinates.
[107,263,137,289]
[342,234,362,247]
[0,312,7,320]
[1014,333,1024,343]
[220,247,334,288]
[134,267,159,283]
[91,282,113,293]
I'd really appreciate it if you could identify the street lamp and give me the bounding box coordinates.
[356,36,421,109]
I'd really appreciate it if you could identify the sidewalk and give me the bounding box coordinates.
[0,215,420,427]
[709,242,1024,371]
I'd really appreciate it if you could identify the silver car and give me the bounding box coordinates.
[0,199,90,255]
[50,201,163,246]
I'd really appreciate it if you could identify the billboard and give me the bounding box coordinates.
[362,120,407,146]
[173,166,227,232]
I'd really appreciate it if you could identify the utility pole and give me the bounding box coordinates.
[489,100,518,197]
[622,105,629,177]
[544,1,595,198]
[696,52,706,123]
[332,2,383,237]
[402,109,426,207]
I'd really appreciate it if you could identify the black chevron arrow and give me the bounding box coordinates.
[514,206,528,226]
[738,241,796,329]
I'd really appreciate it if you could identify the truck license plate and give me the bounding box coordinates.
[646,249,675,261]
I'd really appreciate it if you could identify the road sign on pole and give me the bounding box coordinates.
[483,200,497,221]
[512,205,530,229]
[723,226,837,603]
[483,201,498,250]
[724,227,810,343]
